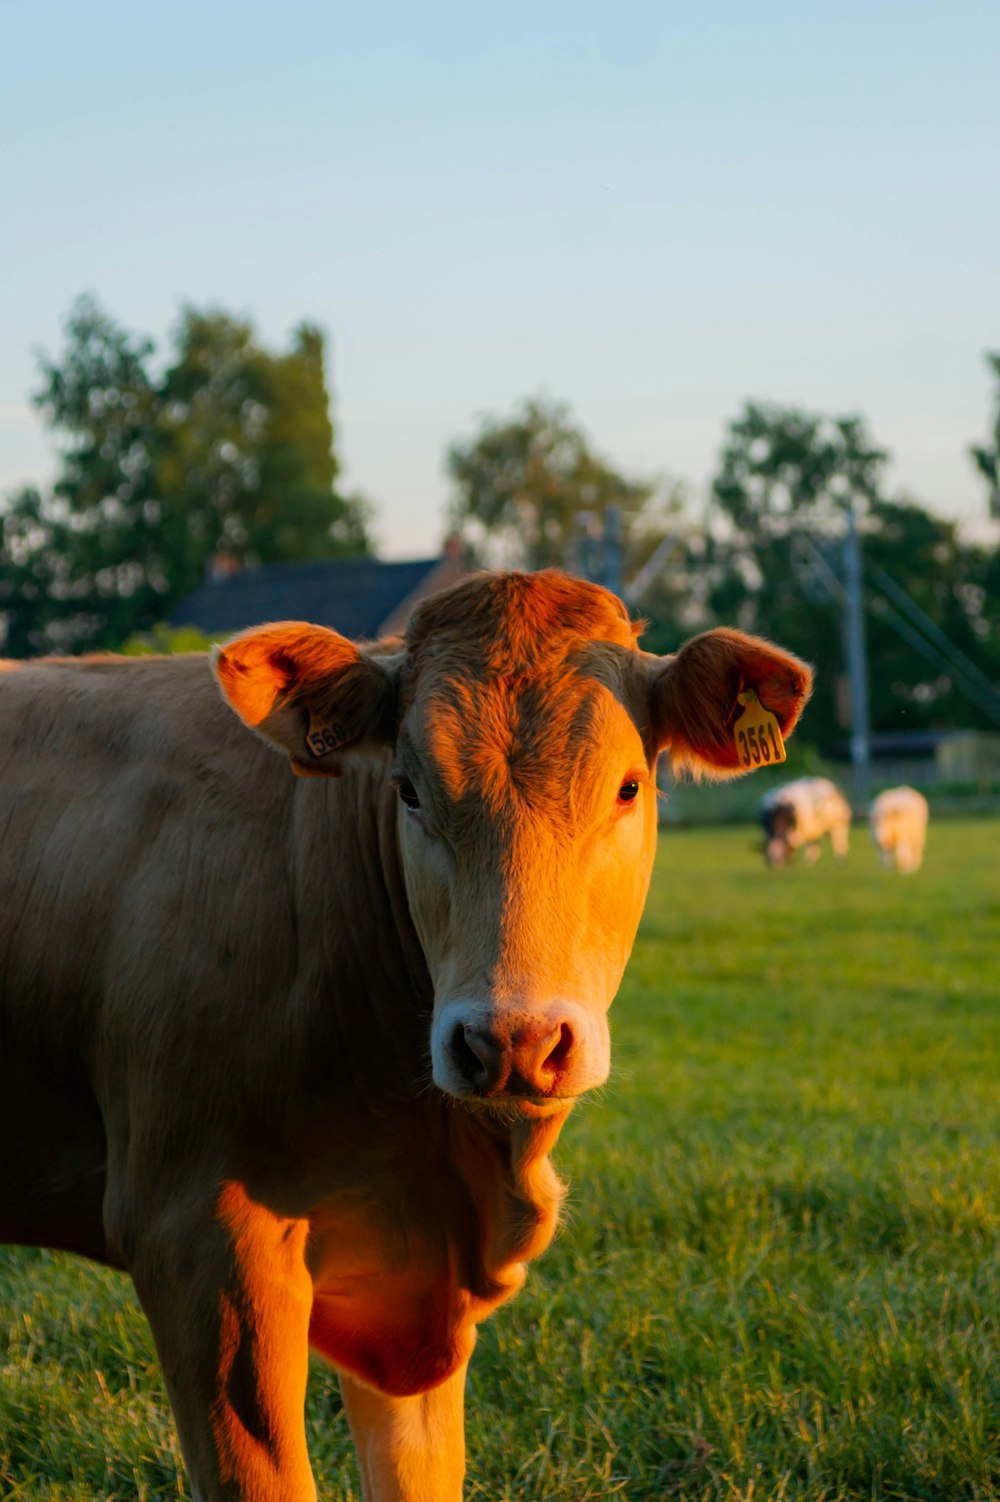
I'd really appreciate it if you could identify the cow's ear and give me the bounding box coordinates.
[212,622,401,778]
[644,627,812,780]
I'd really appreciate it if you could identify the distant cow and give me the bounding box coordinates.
[0,570,810,1501]
[869,786,929,873]
[760,775,851,867]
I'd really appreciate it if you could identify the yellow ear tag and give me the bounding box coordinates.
[306,712,341,758]
[733,688,786,771]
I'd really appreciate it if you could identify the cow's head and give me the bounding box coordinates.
[214,571,811,1117]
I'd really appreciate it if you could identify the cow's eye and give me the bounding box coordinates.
[396,780,420,810]
[618,779,640,804]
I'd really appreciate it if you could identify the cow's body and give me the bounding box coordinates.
[759,775,852,866]
[0,571,811,1501]
[869,785,928,873]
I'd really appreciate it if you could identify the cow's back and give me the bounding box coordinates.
[779,777,849,841]
[0,656,281,1050]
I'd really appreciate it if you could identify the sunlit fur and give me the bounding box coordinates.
[0,569,811,1502]
[386,579,648,1108]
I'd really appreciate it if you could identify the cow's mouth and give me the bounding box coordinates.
[454,1091,578,1123]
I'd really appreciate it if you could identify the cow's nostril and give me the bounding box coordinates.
[439,1013,585,1099]
[449,1024,483,1086]
[543,1021,575,1075]
[449,1021,505,1091]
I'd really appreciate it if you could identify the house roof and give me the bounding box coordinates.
[170,556,446,640]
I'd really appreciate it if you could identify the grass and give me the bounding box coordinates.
[2,817,998,1500]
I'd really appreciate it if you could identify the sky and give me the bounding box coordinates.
[2,0,998,559]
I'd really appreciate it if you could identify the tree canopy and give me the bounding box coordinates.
[445,392,998,746]
[712,402,888,536]
[687,402,1000,746]
[446,397,657,571]
[0,297,372,656]
[5,313,996,751]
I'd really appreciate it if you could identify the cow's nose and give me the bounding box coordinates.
[450,1018,577,1097]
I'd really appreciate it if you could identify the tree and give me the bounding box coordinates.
[864,497,1000,734]
[701,405,883,746]
[971,351,1000,518]
[0,299,165,655]
[712,402,888,536]
[158,308,371,596]
[446,397,655,570]
[705,401,999,746]
[0,297,372,656]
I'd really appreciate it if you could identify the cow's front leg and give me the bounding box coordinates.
[339,1361,469,1502]
[127,1181,316,1502]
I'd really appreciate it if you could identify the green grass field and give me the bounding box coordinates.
[2,817,998,1501]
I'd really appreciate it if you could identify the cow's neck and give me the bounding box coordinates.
[288,759,434,1070]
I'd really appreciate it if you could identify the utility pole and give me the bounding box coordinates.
[842,500,871,809]
[572,511,598,580]
[572,507,622,594]
[601,505,622,597]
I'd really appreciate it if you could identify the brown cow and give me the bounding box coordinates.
[0,570,811,1501]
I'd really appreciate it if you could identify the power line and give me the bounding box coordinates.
[624,531,684,605]
[867,595,1000,729]
[789,519,1000,749]
[865,560,998,701]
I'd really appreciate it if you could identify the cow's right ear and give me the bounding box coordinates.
[212,622,401,778]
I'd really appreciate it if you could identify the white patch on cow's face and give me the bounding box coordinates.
[393,685,658,1112]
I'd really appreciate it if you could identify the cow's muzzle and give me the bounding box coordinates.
[430,1000,610,1105]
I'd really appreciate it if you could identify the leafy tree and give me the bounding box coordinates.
[446,397,655,570]
[712,402,888,536]
[0,300,164,655]
[864,497,1000,733]
[0,297,372,656]
[158,309,370,596]
[971,351,1000,518]
[699,404,883,746]
[704,402,999,746]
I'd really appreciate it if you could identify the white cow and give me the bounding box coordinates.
[760,776,852,866]
[869,786,929,873]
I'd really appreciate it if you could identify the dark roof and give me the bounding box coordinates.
[170,556,441,640]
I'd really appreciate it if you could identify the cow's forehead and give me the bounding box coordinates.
[397,574,645,819]
[403,569,639,677]
[414,666,636,801]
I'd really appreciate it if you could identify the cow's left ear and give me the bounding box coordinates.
[642,627,813,780]
[212,622,401,778]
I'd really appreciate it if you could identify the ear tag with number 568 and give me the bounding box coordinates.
[733,688,786,771]
[306,712,341,758]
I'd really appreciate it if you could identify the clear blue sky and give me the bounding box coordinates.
[3,0,998,556]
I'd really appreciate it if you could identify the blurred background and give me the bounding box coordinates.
[2,0,998,812]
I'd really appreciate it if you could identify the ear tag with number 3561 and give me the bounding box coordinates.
[733,688,786,770]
